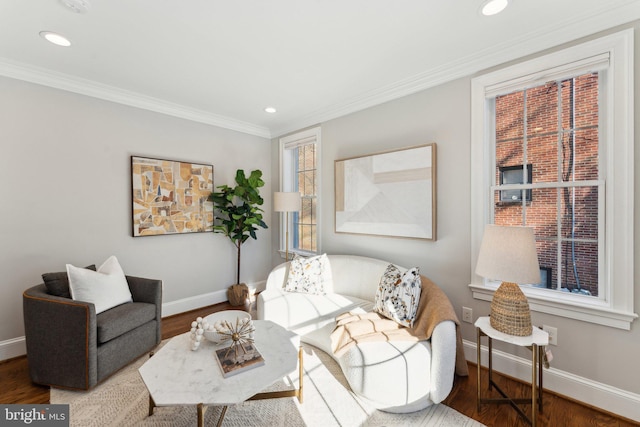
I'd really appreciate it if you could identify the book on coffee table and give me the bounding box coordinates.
[214,343,265,378]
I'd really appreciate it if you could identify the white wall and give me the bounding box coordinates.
[0,77,272,351]
[273,22,640,421]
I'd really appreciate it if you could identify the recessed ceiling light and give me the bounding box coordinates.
[481,0,509,16]
[264,107,277,114]
[39,31,71,47]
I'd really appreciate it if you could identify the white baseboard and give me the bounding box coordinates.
[161,280,265,317]
[463,339,640,423]
[0,336,26,361]
[1,281,267,362]
[161,289,229,317]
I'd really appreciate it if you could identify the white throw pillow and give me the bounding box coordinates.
[374,264,422,327]
[67,256,133,314]
[284,253,333,295]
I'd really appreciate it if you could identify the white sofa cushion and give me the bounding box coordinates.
[338,340,433,412]
[325,255,405,299]
[258,288,372,338]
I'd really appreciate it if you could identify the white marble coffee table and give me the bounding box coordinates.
[139,319,302,427]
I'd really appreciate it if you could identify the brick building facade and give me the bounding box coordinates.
[494,73,599,296]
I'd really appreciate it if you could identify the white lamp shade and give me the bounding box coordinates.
[273,192,301,212]
[475,225,541,284]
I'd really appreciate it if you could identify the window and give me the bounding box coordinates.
[499,165,532,203]
[279,127,321,256]
[495,75,600,296]
[470,30,636,329]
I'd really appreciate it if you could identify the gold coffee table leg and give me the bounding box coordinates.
[197,403,206,427]
[148,352,156,416]
[148,395,155,416]
[298,346,304,403]
[215,405,228,427]
[248,345,305,403]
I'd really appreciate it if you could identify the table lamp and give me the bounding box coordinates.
[274,192,301,261]
[475,224,541,336]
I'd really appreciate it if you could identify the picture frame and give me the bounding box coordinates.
[335,143,436,240]
[131,156,214,237]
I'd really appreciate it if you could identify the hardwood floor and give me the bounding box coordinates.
[1,301,637,426]
[443,362,638,427]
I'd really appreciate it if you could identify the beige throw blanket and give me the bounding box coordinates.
[330,275,469,376]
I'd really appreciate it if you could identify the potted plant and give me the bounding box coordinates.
[209,169,268,306]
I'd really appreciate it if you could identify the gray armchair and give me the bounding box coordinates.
[23,275,162,390]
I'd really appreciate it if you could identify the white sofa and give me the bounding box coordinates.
[257,254,459,413]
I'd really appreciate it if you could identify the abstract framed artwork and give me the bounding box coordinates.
[335,143,436,240]
[131,156,214,237]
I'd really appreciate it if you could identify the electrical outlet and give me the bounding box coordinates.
[543,325,558,345]
[462,307,473,323]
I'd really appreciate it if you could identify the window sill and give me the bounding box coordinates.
[469,283,638,330]
[277,249,318,260]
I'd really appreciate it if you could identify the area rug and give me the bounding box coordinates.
[51,343,484,427]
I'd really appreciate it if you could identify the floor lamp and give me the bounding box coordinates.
[274,192,301,261]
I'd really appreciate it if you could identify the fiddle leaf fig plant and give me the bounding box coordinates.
[209,169,268,285]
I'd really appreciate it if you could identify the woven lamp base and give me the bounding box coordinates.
[490,281,532,336]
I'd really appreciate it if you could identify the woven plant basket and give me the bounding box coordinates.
[227,283,249,307]
[490,281,532,336]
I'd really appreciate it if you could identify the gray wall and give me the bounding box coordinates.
[273,22,640,400]
[0,76,272,343]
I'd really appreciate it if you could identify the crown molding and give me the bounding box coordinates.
[272,1,640,137]
[0,58,272,139]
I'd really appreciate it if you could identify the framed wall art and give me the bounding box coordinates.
[335,143,436,240]
[131,156,214,237]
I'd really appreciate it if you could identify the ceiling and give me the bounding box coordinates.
[1,0,639,138]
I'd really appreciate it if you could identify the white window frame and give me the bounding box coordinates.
[278,126,321,258]
[470,30,636,330]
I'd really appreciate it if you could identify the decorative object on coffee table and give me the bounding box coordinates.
[214,316,256,359]
[209,169,267,304]
[215,342,265,378]
[189,316,211,351]
[202,310,252,344]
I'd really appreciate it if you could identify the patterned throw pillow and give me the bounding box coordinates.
[374,264,422,327]
[284,253,333,295]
